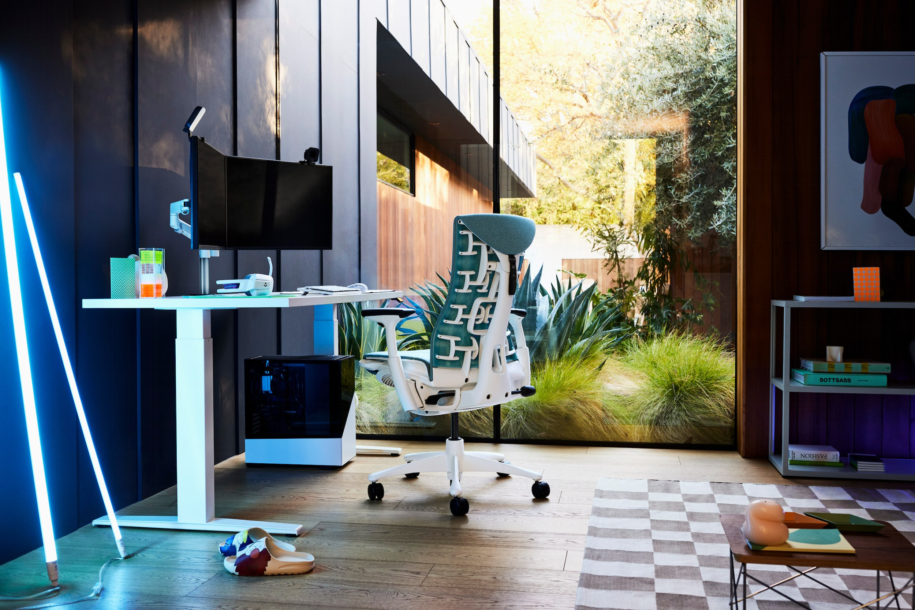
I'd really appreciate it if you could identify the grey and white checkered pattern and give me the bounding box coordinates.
[576,479,915,610]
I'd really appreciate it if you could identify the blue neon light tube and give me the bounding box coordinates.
[0,72,59,585]
[15,173,126,558]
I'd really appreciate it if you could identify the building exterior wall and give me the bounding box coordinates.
[377,136,492,291]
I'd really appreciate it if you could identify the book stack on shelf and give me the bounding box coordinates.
[788,444,842,467]
[849,454,885,472]
[792,358,890,387]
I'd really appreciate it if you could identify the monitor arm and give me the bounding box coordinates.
[170,199,191,240]
[169,198,219,294]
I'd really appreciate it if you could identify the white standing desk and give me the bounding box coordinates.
[82,291,403,536]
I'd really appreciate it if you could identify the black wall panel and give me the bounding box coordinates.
[0,0,78,566]
[278,0,321,357]
[193,0,237,465]
[321,0,360,285]
[73,0,138,526]
[137,0,238,497]
[0,0,378,565]
[236,0,279,451]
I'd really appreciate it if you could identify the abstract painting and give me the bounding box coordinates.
[821,52,915,250]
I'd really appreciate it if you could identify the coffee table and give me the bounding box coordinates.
[721,513,915,609]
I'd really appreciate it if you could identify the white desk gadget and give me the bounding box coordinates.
[216,256,274,296]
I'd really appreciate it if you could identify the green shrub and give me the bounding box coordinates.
[622,332,735,444]
[460,354,623,441]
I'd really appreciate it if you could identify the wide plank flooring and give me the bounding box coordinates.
[2,442,910,609]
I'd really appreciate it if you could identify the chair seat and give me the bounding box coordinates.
[364,349,433,380]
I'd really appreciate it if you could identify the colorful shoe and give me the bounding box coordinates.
[218,527,296,557]
[224,537,315,576]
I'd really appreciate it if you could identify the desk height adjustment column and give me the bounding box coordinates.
[176,309,214,524]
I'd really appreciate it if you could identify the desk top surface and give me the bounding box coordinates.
[83,290,403,310]
[721,514,915,571]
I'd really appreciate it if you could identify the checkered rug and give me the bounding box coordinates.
[575,479,915,610]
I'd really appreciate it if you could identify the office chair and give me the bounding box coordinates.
[359,214,549,516]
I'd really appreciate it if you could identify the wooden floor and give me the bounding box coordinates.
[1,442,909,609]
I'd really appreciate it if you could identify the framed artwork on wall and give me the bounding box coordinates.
[821,52,915,250]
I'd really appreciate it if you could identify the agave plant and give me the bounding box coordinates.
[528,279,631,363]
[396,272,451,352]
[512,264,544,334]
[397,265,633,364]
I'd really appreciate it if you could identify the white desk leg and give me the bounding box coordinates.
[176,309,215,523]
[94,308,302,536]
[313,303,402,457]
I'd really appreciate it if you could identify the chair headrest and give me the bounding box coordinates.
[457,214,536,255]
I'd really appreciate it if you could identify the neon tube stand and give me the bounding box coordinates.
[0,74,59,586]
[14,173,127,559]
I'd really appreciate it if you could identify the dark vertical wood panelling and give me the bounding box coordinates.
[278,0,321,356]
[195,0,237,464]
[236,0,279,451]
[137,0,196,496]
[321,0,360,285]
[73,0,137,525]
[0,0,78,565]
[138,0,237,491]
[741,0,915,458]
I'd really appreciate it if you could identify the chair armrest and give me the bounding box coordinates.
[510,308,527,319]
[361,308,413,319]
[358,308,420,411]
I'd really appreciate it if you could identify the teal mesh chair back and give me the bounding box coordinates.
[430,214,536,373]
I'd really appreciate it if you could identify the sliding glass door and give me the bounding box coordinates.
[355,0,737,447]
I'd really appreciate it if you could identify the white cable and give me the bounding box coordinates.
[19,556,127,610]
[13,173,126,559]
[0,587,60,602]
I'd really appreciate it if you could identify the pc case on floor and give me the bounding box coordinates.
[244,355,356,467]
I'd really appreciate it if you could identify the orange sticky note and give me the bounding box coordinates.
[853,267,880,302]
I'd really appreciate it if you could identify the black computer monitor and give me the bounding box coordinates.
[189,136,333,250]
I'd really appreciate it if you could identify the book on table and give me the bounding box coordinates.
[791,368,887,387]
[799,358,891,374]
[849,454,885,471]
[788,444,839,462]
[747,528,855,554]
[789,460,843,467]
[792,295,854,302]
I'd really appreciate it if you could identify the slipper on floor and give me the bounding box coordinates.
[223,538,315,576]
[218,527,296,557]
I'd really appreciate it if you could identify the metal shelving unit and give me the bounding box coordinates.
[770,299,915,481]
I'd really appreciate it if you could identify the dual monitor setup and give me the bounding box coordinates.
[170,107,334,293]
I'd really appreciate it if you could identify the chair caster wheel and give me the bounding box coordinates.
[532,481,550,499]
[450,497,470,516]
[497,461,511,477]
[405,472,419,479]
[368,482,385,500]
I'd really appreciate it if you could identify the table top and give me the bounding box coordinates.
[721,514,915,571]
[83,290,404,310]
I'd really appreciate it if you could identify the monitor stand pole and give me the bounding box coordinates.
[198,250,219,295]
